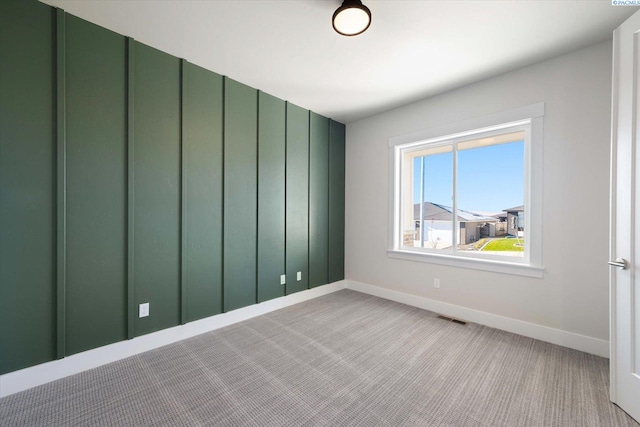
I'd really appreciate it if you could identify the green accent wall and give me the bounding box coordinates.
[257,92,286,303]
[183,62,224,321]
[328,120,346,283]
[65,15,128,354]
[0,0,345,375]
[0,0,56,375]
[133,42,181,336]
[223,78,258,311]
[286,103,310,295]
[309,113,330,288]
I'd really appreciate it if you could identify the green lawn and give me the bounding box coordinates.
[482,238,524,252]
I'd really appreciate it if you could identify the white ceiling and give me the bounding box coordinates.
[41,1,636,124]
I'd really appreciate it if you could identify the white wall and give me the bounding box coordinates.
[345,41,612,343]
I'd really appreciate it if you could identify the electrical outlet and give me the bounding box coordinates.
[434,278,441,289]
[280,274,286,285]
[139,303,149,318]
[296,271,302,281]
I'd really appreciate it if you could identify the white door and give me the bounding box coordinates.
[611,9,640,423]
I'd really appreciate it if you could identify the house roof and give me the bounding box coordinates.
[503,205,524,213]
[414,202,498,223]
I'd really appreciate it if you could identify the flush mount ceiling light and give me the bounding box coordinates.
[332,0,371,37]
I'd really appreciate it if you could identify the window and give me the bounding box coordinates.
[388,104,544,277]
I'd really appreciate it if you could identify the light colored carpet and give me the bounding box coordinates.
[0,289,637,426]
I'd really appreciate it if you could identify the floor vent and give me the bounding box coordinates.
[437,314,468,325]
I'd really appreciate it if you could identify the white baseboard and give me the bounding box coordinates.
[0,281,346,398]
[344,280,609,358]
[1,279,608,398]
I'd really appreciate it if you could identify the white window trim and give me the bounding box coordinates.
[388,103,545,278]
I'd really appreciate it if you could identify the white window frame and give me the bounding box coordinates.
[388,103,544,278]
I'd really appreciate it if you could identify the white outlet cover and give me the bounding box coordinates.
[296,271,302,281]
[280,274,286,285]
[139,303,149,318]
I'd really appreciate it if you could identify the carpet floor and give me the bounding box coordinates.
[1,289,638,426]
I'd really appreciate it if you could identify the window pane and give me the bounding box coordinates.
[405,146,453,251]
[456,137,524,257]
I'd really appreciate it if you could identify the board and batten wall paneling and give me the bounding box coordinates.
[64,15,128,354]
[309,113,330,288]
[257,92,286,303]
[223,78,258,311]
[286,103,310,295]
[328,120,346,283]
[133,42,182,336]
[0,0,57,375]
[183,62,224,321]
[0,0,346,376]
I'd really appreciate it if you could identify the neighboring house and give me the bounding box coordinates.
[503,205,525,237]
[413,202,499,247]
[492,212,509,237]
[493,212,508,222]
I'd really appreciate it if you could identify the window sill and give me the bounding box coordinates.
[387,249,544,278]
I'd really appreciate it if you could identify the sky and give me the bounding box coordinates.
[413,140,524,213]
